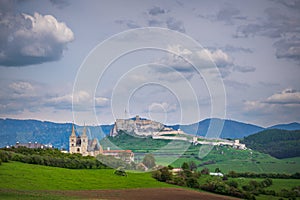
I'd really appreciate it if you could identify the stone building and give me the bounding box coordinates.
[69,125,134,162]
[69,125,103,156]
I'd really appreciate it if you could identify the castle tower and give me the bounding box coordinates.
[69,124,77,154]
[81,126,88,156]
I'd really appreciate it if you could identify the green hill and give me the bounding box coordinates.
[0,161,175,199]
[243,129,300,159]
[101,132,300,174]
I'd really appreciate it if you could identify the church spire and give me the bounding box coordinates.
[71,124,76,137]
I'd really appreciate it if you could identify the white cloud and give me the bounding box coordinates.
[46,91,110,110]
[265,88,300,104]
[95,97,110,107]
[196,49,233,68]
[156,45,233,79]
[0,9,74,66]
[148,102,177,113]
[9,81,34,94]
[244,89,300,115]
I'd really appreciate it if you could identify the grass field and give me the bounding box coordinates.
[0,161,176,199]
[170,145,300,174]
[1,161,299,199]
[0,162,173,190]
[101,133,300,174]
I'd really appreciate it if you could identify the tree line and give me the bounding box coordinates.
[227,170,300,179]
[0,147,108,169]
[152,161,300,200]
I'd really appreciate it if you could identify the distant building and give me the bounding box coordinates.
[209,172,224,177]
[69,124,134,163]
[13,141,52,149]
[69,125,103,156]
[171,168,183,174]
[102,148,134,163]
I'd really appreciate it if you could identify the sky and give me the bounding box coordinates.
[0,0,299,127]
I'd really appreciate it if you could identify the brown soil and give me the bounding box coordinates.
[51,188,240,200]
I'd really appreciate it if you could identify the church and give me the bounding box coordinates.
[69,125,134,162]
[69,125,103,156]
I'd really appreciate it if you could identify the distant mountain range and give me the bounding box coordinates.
[169,118,264,139]
[267,122,300,131]
[0,118,299,149]
[0,118,112,149]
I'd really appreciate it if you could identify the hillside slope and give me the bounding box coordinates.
[0,118,112,149]
[243,129,300,158]
[170,118,264,139]
[267,122,300,130]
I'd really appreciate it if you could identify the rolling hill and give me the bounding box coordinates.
[1,118,299,149]
[267,122,300,130]
[0,118,113,149]
[243,129,300,158]
[169,118,264,139]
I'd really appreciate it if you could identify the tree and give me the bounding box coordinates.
[160,167,172,182]
[226,180,238,188]
[142,154,156,169]
[201,167,209,175]
[186,177,199,188]
[114,167,127,176]
[152,167,172,182]
[181,162,189,170]
[215,167,221,173]
[189,161,197,171]
[228,171,238,178]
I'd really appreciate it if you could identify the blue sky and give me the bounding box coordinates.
[0,0,299,127]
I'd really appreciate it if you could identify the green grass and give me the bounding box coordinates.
[198,175,300,200]
[101,133,300,174]
[171,145,300,174]
[0,162,174,191]
[0,189,69,200]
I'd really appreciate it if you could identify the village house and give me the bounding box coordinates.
[13,141,52,149]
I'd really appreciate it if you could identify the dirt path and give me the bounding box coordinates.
[52,188,240,200]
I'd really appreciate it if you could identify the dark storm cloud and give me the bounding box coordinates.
[221,45,253,53]
[0,0,74,67]
[115,19,140,28]
[166,17,185,33]
[274,36,300,61]
[148,6,167,16]
[199,5,246,25]
[216,6,241,24]
[273,0,300,10]
[234,6,300,62]
[50,0,70,9]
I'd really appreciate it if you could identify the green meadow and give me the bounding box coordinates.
[0,161,175,199]
[0,162,173,191]
[102,133,300,174]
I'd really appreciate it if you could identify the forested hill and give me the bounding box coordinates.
[243,129,300,159]
[0,119,112,149]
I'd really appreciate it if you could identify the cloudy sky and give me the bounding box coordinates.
[0,0,299,127]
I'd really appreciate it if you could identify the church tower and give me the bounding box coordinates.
[81,126,88,156]
[69,124,77,154]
